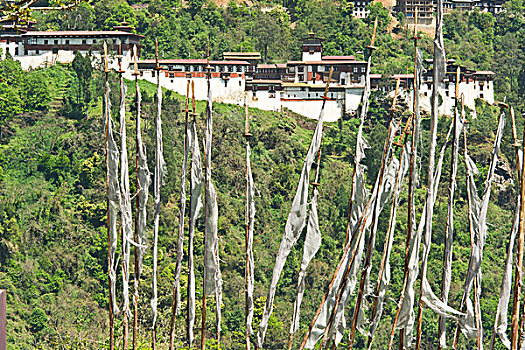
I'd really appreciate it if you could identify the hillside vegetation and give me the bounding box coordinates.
[0,0,524,348]
[0,48,521,349]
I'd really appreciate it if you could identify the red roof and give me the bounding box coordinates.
[22,30,144,38]
[276,63,287,68]
[473,71,495,75]
[139,59,250,65]
[257,64,277,69]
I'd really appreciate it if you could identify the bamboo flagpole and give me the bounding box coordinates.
[415,0,446,344]
[201,38,211,350]
[117,42,133,350]
[201,37,223,350]
[151,38,166,350]
[510,108,525,350]
[132,44,140,350]
[437,67,462,350]
[132,44,151,350]
[187,81,201,349]
[169,79,191,350]
[346,78,401,350]
[103,41,116,350]
[244,98,255,350]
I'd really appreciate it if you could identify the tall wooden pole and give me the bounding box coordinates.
[187,81,197,347]
[132,45,140,350]
[117,42,131,350]
[450,95,479,350]
[386,13,419,349]
[201,37,212,350]
[346,78,400,350]
[170,79,191,350]
[437,67,461,350]
[244,98,253,350]
[510,107,525,350]
[152,38,160,350]
[104,41,115,350]
[415,4,441,346]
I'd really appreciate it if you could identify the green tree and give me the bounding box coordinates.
[21,72,52,111]
[71,52,93,108]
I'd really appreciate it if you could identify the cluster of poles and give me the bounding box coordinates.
[101,1,525,348]
[103,38,222,350]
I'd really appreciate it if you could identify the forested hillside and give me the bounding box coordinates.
[0,0,524,348]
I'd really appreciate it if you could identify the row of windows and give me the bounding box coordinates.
[34,38,121,45]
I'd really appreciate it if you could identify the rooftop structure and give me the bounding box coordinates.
[398,0,506,22]
[0,22,143,69]
[223,52,261,64]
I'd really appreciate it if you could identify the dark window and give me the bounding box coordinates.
[298,66,304,72]
[54,40,58,44]
[52,48,58,54]
[14,48,18,56]
[169,73,174,78]
[35,49,39,54]
[480,93,484,99]
[152,71,156,77]
[341,79,346,85]
[65,40,70,45]
[44,40,48,44]
[82,39,87,44]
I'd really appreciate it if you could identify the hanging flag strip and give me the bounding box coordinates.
[256,106,326,348]
[106,81,120,317]
[438,104,464,348]
[457,112,506,341]
[135,78,151,284]
[203,77,223,339]
[188,121,204,347]
[119,78,133,321]
[151,76,167,330]
[366,143,410,340]
[246,142,256,335]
